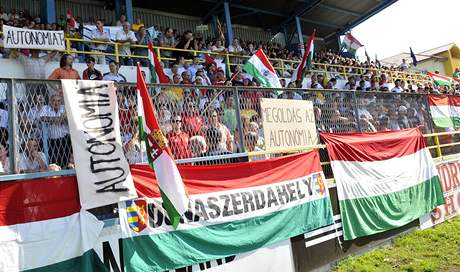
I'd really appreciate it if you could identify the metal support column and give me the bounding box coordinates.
[7,79,18,174]
[125,0,133,23]
[40,0,56,24]
[295,16,304,46]
[223,0,234,45]
[233,87,245,152]
[114,0,121,19]
[352,91,362,132]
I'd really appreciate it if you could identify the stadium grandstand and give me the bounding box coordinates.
[0,0,459,271]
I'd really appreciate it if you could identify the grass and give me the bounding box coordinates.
[334,216,460,272]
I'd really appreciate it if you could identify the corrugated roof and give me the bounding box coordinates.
[382,43,455,65]
[133,0,399,40]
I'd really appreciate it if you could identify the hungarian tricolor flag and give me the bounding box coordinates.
[243,49,281,88]
[0,178,106,271]
[341,33,363,56]
[428,95,460,128]
[291,29,315,82]
[321,128,444,240]
[427,71,455,86]
[119,152,333,271]
[136,64,189,229]
[148,42,169,84]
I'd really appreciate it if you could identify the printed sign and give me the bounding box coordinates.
[260,98,318,151]
[62,80,137,209]
[2,25,65,50]
[420,158,460,229]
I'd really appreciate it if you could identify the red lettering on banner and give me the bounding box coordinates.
[453,163,460,190]
[449,163,460,190]
[438,165,449,192]
[444,194,457,217]
[431,207,442,223]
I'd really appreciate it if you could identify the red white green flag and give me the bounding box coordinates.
[119,152,334,271]
[136,63,189,229]
[291,29,315,82]
[243,49,281,88]
[148,42,169,84]
[428,71,455,86]
[428,95,460,128]
[321,128,444,240]
[341,33,363,56]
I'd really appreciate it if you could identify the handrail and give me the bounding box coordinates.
[0,31,431,84]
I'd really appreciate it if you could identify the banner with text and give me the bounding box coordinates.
[62,80,137,209]
[260,98,318,151]
[94,226,295,272]
[420,158,460,229]
[119,152,333,271]
[2,25,65,50]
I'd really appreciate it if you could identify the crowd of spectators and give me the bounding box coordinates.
[0,7,458,175]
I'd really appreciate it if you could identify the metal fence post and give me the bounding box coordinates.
[352,91,362,132]
[7,79,18,174]
[233,87,245,152]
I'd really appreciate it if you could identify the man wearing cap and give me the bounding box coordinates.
[82,57,103,80]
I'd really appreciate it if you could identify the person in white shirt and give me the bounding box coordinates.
[115,22,137,66]
[14,49,57,79]
[40,94,71,168]
[211,40,226,54]
[18,139,48,173]
[0,143,9,173]
[187,56,203,81]
[228,38,243,53]
[115,14,127,26]
[91,19,110,64]
[0,7,9,21]
[102,61,127,82]
[391,79,404,93]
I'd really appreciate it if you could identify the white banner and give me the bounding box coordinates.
[94,225,295,272]
[62,80,137,209]
[260,98,318,152]
[2,25,65,50]
[420,158,460,229]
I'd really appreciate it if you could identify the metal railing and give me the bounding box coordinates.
[64,38,433,84]
[0,79,459,181]
[0,31,432,84]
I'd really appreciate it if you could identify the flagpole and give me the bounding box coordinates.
[199,71,241,118]
[136,62,144,163]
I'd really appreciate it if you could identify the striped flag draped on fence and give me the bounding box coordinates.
[428,95,460,128]
[321,128,444,240]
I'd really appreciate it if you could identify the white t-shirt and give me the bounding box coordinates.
[115,30,137,56]
[40,105,69,139]
[391,86,404,93]
[0,109,7,128]
[18,152,47,172]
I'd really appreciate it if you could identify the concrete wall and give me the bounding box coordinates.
[0,58,150,82]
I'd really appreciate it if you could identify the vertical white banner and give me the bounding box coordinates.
[62,80,137,209]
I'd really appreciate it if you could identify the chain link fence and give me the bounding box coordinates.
[0,79,449,177]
